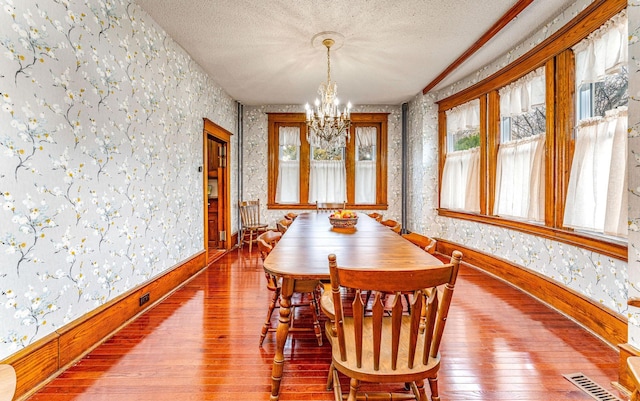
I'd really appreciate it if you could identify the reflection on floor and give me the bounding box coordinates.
[28,247,624,401]
[207,249,226,265]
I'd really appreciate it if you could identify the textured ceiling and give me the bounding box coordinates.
[134,0,575,106]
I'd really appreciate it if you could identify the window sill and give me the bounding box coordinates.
[437,209,627,261]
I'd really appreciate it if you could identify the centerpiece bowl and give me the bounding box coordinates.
[329,210,358,228]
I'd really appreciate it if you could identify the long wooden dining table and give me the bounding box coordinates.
[262,212,442,400]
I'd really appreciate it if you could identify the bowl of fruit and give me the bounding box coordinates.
[329,210,358,229]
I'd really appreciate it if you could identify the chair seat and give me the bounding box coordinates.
[332,316,440,383]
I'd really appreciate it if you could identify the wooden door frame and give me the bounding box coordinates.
[203,118,233,251]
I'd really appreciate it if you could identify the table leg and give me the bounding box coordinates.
[270,277,294,401]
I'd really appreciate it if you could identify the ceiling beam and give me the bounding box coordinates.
[422,0,535,94]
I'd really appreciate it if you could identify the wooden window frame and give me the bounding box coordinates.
[267,112,388,210]
[436,0,627,260]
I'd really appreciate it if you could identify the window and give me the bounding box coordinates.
[355,127,377,204]
[494,67,546,222]
[309,146,346,203]
[275,126,300,204]
[564,10,628,237]
[267,113,388,209]
[440,99,481,212]
[437,1,627,259]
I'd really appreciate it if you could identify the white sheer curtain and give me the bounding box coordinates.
[573,10,627,87]
[440,148,480,212]
[355,127,376,204]
[494,135,545,220]
[494,67,545,221]
[309,160,346,203]
[275,127,300,203]
[446,99,480,135]
[564,10,628,237]
[564,107,627,236]
[499,67,545,117]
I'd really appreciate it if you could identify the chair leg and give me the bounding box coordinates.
[248,229,253,253]
[331,368,342,401]
[310,293,323,346]
[326,361,334,390]
[259,287,280,346]
[428,376,440,401]
[414,380,428,401]
[347,378,359,401]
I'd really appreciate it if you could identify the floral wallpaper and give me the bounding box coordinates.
[406,0,635,327]
[0,0,237,360]
[241,104,402,228]
[627,0,640,347]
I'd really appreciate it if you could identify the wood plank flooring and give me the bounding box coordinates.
[28,248,624,401]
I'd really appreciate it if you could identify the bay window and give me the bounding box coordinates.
[437,0,627,259]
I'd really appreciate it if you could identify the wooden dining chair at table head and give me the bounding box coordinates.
[316,202,346,212]
[238,199,268,252]
[0,364,16,401]
[380,218,402,234]
[257,230,324,347]
[326,251,463,401]
[402,232,437,255]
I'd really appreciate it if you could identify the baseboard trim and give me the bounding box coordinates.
[436,239,626,347]
[2,251,207,401]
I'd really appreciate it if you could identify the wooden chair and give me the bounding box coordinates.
[380,219,402,234]
[402,232,437,255]
[257,230,323,347]
[276,218,292,234]
[326,251,463,401]
[629,357,640,401]
[239,199,268,252]
[367,212,383,222]
[283,212,298,221]
[0,365,16,401]
[316,202,346,211]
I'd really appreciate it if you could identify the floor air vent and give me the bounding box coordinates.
[563,372,622,401]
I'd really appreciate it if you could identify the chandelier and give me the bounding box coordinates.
[305,38,352,149]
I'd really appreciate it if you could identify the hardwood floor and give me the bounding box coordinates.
[28,248,624,401]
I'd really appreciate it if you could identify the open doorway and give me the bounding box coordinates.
[203,118,232,263]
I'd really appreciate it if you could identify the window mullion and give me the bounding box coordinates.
[553,51,572,229]
[487,90,500,216]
